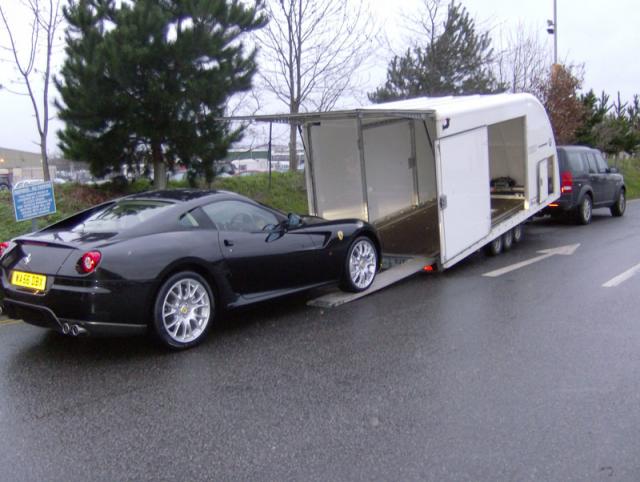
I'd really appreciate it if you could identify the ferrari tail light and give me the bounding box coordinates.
[561,170,573,193]
[0,242,8,257]
[78,251,102,274]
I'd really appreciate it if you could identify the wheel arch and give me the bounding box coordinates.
[578,186,593,203]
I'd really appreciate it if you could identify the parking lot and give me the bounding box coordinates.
[1,202,639,481]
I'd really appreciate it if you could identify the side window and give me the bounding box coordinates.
[566,152,586,175]
[202,200,279,233]
[593,151,609,173]
[178,211,200,228]
[585,153,598,174]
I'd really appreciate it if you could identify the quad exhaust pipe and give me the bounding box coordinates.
[71,325,87,336]
[62,323,88,337]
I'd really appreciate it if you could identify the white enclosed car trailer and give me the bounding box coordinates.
[235,94,560,305]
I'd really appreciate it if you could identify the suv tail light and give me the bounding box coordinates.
[0,242,9,257]
[78,251,102,274]
[561,170,573,193]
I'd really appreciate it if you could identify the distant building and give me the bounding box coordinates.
[224,146,305,173]
[0,146,56,182]
[0,147,92,184]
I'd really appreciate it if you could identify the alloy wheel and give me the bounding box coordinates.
[349,239,377,290]
[161,278,211,344]
[580,197,592,224]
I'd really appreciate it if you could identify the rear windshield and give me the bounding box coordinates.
[71,200,173,233]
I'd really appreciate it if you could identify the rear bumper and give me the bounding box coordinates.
[1,298,147,336]
[543,194,576,214]
[0,271,154,336]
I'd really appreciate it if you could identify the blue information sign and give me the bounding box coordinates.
[12,181,57,221]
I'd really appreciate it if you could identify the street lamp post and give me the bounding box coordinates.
[553,0,557,64]
[547,0,558,64]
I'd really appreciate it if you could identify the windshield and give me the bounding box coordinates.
[71,200,173,233]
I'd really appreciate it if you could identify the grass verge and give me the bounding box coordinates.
[615,157,640,200]
[0,171,308,241]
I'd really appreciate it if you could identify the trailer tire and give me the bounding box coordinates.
[484,236,503,257]
[512,224,524,243]
[502,230,513,251]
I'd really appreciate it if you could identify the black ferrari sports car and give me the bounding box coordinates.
[0,190,381,348]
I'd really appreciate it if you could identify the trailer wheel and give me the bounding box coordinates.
[484,236,503,257]
[512,224,524,243]
[502,230,513,251]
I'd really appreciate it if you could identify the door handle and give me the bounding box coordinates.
[224,239,234,247]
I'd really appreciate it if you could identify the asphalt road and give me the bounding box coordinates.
[1,202,640,481]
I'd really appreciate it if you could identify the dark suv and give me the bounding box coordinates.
[546,145,626,224]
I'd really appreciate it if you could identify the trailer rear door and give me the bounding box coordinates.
[437,128,491,263]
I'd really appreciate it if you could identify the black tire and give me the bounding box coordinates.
[484,236,503,256]
[502,230,513,251]
[611,189,626,217]
[340,236,378,293]
[152,271,215,349]
[576,195,592,225]
[512,224,524,243]
[0,183,9,191]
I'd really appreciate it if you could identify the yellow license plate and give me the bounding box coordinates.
[11,271,47,291]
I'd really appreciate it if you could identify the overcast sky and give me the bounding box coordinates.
[1,0,639,154]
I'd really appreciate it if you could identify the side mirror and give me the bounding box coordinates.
[287,213,302,229]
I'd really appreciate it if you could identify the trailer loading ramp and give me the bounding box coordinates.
[307,255,434,308]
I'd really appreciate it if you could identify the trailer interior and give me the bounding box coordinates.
[306,112,551,259]
[488,117,528,225]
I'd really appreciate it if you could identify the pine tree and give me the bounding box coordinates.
[575,90,610,147]
[369,1,501,103]
[56,0,265,188]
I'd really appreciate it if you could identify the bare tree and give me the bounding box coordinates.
[540,63,585,144]
[257,0,376,171]
[0,0,63,180]
[401,0,442,46]
[493,22,550,96]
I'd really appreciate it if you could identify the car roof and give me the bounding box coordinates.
[557,145,595,152]
[123,189,218,202]
[122,189,244,204]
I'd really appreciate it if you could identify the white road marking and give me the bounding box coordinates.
[482,244,580,278]
[603,262,640,288]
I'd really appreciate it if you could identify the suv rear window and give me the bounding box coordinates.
[71,200,172,233]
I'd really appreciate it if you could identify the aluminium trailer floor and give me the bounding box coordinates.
[308,203,439,308]
[307,197,527,308]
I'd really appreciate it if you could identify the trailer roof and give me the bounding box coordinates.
[222,93,540,124]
